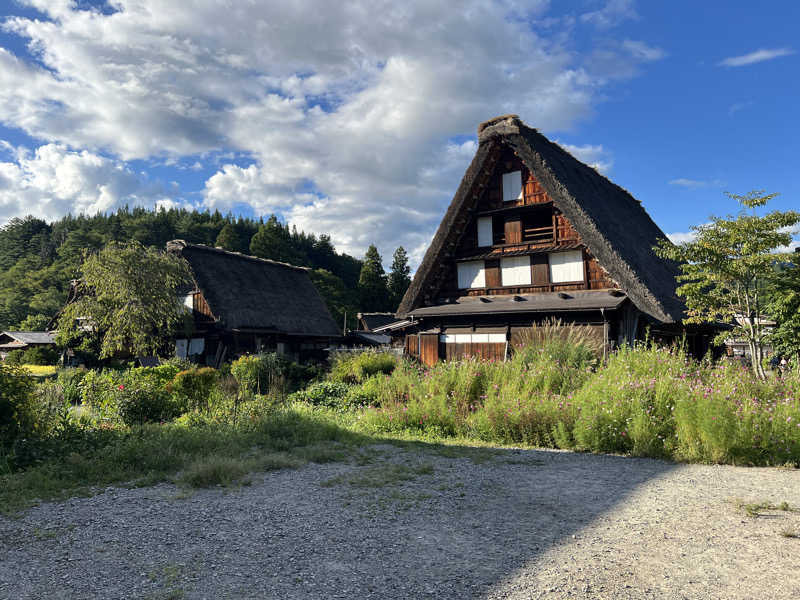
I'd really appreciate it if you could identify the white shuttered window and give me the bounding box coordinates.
[477,217,493,247]
[502,171,523,202]
[549,250,584,283]
[457,260,486,289]
[440,333,506,343]
[501,256,531,286]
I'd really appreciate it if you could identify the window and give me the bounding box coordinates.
[501,255,531,286]
[440,333,506,343]
[549,250,584,283]
[477,217,493,247]
[457,260,486,289]
[502,171,523,202]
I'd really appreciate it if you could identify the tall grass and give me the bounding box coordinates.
[354,335,800,466]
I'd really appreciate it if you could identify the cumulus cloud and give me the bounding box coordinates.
[666,231,697,245]
[557,142,613,174]
[0,0,664,265]
[0,141,173,225]
[580,0,639,29]
[719,48,795,67]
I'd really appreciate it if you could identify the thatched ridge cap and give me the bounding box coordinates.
[166,240,309,272]
[477,114,527,143]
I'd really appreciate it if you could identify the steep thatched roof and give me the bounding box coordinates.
[167,241,340,337]
[397,115,684,324]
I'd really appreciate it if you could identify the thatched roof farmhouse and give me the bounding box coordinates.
[167,240,340,364]
[397,115,714,365]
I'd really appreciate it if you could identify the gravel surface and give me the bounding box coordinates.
[1,443,798,599]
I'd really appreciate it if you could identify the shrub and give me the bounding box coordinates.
[128,364,182,391]
[56,368,87,406]
[79,369,123,423]
[117,380,178,426]
[4,346,59,366]
[169,367,219,413]
[231,353,288,396]
[0,364,36,443]
[289,381,351,409]
[329,351,398,384]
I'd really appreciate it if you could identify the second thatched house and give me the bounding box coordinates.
[397,115,715,365]
[167,240,341,364]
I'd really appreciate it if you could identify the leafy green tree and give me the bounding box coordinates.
[56,241,194,359]
[387,246,411,310]
[768,252,800,359]
[15,314,51,331]
[655,191,800,379]
[358,245,390,312]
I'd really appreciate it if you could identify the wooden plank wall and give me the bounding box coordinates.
[405,334,419,358]
[444,342,506,362]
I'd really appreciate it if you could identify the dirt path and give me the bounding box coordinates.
[1,443,798,599]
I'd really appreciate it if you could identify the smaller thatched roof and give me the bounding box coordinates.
[167,241,340,337]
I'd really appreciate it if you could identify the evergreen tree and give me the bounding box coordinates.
[387,246,411,310]
[358,245,390,312]
[214,223,243,253]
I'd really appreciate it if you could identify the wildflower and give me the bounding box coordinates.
[118,384,124,390]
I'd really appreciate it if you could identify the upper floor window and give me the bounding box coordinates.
[457,260,485,289]
[477,216,493,247]
[501,256,531,286]
[502,171,523,203]
[549,250,584,283]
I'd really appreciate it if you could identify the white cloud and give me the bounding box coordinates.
[668,178,724,189]
[666,231,697,245]
[557,142,613,173]
[719,48,795,67]
[728,101,753,116]
[0,0,665,265]
[580,0,638,29]
[0,141,173,225]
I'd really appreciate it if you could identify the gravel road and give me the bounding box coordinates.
[1,443,798,599]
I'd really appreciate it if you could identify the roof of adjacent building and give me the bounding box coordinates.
[397,115,685,324]
[408,290,627,318]
[0,331,56,345]
[167,240,341,337]
[357,312,402,332]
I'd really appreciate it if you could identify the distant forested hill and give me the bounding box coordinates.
[0,207,363,331]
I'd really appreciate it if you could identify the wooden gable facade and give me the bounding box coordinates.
[398,115,715,365]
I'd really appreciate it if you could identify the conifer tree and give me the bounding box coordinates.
[214,223,243,253]
[358,245,390,312]
[388,246,411,310]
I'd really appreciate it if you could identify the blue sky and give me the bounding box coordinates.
[0,0,797,264]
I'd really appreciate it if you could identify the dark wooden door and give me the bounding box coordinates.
[419,333,440,366]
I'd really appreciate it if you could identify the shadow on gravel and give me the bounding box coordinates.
[0,427,681,600]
